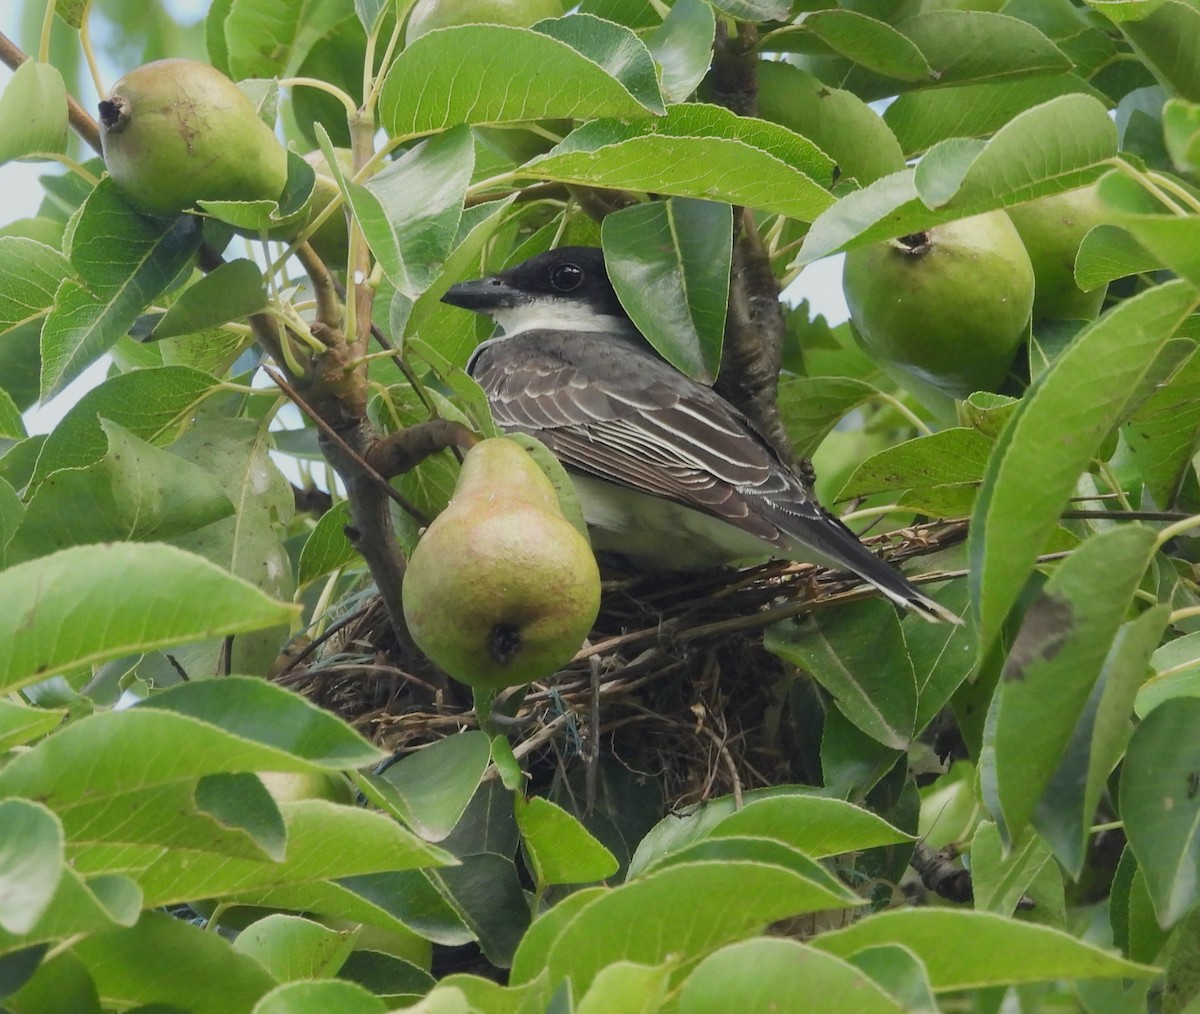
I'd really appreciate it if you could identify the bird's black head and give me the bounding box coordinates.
[442,246,632,336]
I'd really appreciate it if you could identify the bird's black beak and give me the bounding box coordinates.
[441,276,520,314]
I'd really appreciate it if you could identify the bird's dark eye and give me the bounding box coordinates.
[550,262,583,292]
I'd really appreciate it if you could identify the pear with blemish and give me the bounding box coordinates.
[402,437,600,690]
[98,58,288,216]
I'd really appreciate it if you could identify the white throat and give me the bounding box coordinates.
[490,296,639,338]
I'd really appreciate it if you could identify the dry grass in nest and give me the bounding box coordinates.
[273,519,967,813]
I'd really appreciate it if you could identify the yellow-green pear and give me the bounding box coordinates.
[98,58,289,216]
[402,437,600,690]
[1006,185,1110,322]
[842,210,1035,399]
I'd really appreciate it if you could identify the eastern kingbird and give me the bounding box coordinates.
[442,246,959,624]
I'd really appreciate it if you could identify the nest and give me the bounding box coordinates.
[273,519,967,814]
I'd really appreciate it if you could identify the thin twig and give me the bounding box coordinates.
[262,364,430,525]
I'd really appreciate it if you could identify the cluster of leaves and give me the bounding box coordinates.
[1,0,1200,1010]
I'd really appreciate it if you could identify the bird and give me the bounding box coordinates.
[441,245,960,624]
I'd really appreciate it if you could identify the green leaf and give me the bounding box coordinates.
[757,62,905,187]
[602,199,731,383]
[0,543,299,693]
[765,600,917,749]
[0,697,63,752]
[1123,344,1200,507]
[71,912,278,1014]
[914,94,1117,209]
[524,104,835,222]
[0,477,22,559]
[1115,0,1200,101]
[971,821,1054,917]
[320,125,473,299]
[644,0,714,104]
[252,979,386,1014]
[629,792,909,878]
[707,0,787,22]
[885,75,1103,158]
[0,61,68,165]
[150,259,267,340]
[0,387,24,442]
[107,802,450,908]
[1,949,101,1012]
[837,428,992,507]
[677,938,907,1014]
[221,0,349,80]
[378,20,663,138]
[362,731,491,841]
[776,377,878,460]
[1164,97,1200,173]
[894,10,1071,86]
[970,280,1199,651]
[1075,223,1160,292]
[812,909,1155,990]
[515,796,619,887]
[533,14,664,116]
[6,420,235,565]
[354,0,390,33]
[1119,218,1200,291]
[0,236,70,338]
[41,181,203,398]
[232,914,354,983]
[296,500,359,587]
[798,95,1117,264]
[510,859,861,991]
[29,366,217,487]
[805,11,931,82]
[846,944,938,1014]
[1139,629,1200,717]
[147,677,385,768]
[980,525,1158,846]
[165,418,296,676]
[1120,696,1200,928]
[0,869,141,958]
[577,961,671,1014]
[1034,605,1169,877]
[0,800,64,935]
[431,852,530,966]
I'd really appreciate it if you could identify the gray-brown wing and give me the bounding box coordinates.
[468,331,826,546]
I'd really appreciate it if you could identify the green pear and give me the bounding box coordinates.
[405,0,564,43]
[1006,185,1110,322]
[842,210,1035,399]
[98,58,289,216]
[402,437,600,690]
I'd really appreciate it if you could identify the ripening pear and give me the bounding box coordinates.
[402,438,601,690]
[1006,185,1110,322]
[843,210,1035,399]
[98,59,289,216]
